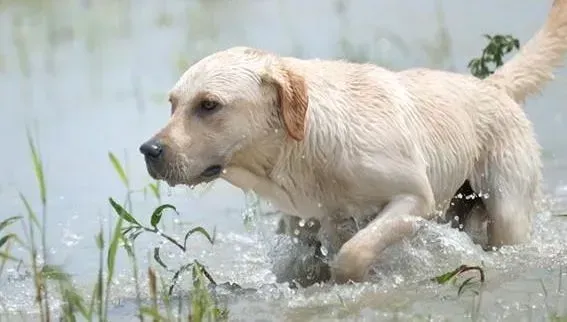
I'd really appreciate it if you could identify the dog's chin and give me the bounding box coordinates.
[144,158,225,188]
[145,163,161,181]
[161,165,224,188]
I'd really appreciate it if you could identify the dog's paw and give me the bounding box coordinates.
[330,240,374,284]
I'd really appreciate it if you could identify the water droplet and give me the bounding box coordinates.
[307,221,314,228]
[320,245,328,256]
[222,169,227,174]
[298,219,306,227]
[293,229,300,235]
[189,185,195,190]
[317,203,322,208]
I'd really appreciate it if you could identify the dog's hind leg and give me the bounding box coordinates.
[470,137,542,248]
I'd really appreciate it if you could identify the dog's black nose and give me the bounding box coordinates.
[139,140,163,158]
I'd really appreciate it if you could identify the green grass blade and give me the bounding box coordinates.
[41,264,90,320]
[26,130,47,206]
[62,288,90,320]
[108,197,141,226]
[95,231,104,250]
[88,280,100,321]
[0,234,21,248]
[108,152,129,188]
[19,193,40,229]
[104,215,124,319]
[106,217,124,284]
[41,264,72,282]
[0,216,22,233]
[168,263,193,296]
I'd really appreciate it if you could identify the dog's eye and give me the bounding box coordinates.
[198,100,220,112]
[169,97,178,115]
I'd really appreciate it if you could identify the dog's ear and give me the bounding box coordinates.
[262,63,309,141]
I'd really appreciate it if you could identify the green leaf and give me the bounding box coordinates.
[183,226,214,249]
[153,247,169,270]
[0,216,22,233]
[108,152,129,188]
[0,234,20,248]
[433,266,462,284]
[108,198,141,226]
[150,204,178,228]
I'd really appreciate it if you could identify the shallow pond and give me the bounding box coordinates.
[1,0,566,321]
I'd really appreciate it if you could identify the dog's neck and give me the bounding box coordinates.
[222,131,314,217]
[229,131,286,177]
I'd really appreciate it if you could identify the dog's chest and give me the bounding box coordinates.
[270,169,382,221]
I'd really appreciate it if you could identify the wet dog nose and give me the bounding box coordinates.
[139,139,163,158]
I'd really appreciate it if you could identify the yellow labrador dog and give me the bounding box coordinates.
[140,0,567,284]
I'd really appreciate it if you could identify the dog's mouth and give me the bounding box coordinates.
[151,164,224,188]
[200,164,223,178]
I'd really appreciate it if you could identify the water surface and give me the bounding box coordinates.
[1,0,566,321]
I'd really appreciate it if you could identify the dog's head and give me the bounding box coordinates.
[139,47,309,187]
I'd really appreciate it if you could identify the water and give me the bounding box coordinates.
[1,0,566,320]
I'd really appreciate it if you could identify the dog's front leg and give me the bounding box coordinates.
[331,194,433,284]
[221,166,300,217]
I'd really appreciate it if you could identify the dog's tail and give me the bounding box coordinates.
[485,0,567,103]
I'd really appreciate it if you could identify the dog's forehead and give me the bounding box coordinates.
[169,50,267,101]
